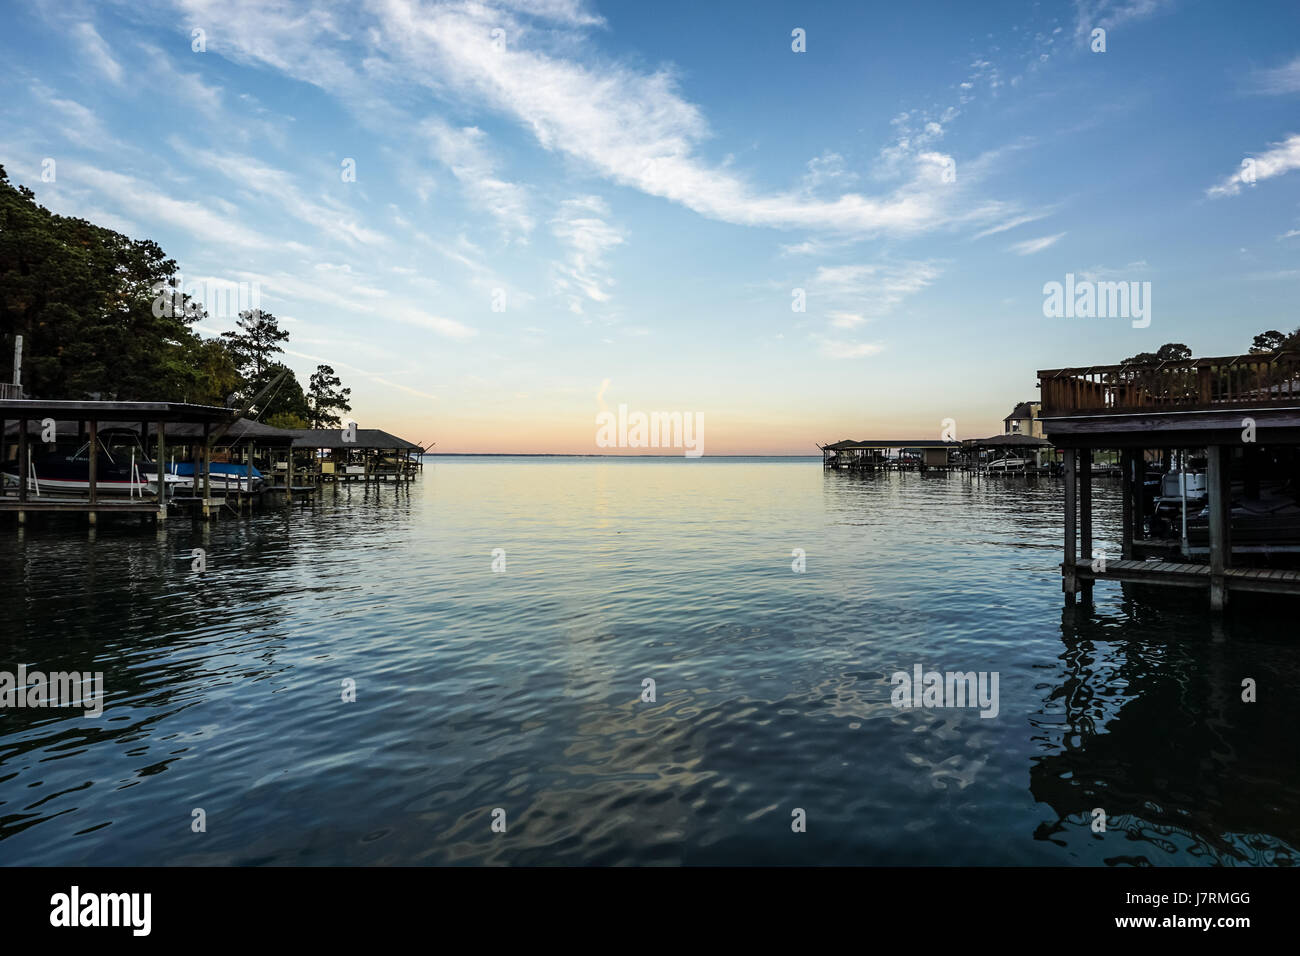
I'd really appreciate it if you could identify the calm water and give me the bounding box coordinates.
[1,457,1297,866]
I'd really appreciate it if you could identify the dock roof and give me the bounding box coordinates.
[3,417,296,446]
[0,398,235,423]
[823,439,960,450]
[288,428,423,451]
[965,433,1052,448]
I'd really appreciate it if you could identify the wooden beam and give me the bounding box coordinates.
[17,417,28,505]
[87,419,98,521]
[156,420,167,520]
[1080,447,1093,602]
[1208,444,1229,612]
[1120,448,1134,559]
[1063,447,1077,603]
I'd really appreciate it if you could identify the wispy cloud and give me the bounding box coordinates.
[1073,0,1175,39]
[28,83,120,150]
[1009,232,1065,255]
[73,22,123,84]
[813,337,885,360]
[551,196,624,313]
[971,211,1053,240]
[1207,134,1300,197]
[182,145,386,246]
[424,118,534,239]
[72,161,278,248]
[164,0,1010,238]
[1251,55,1300,94]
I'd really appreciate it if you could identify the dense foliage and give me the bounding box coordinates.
[0,165,351,426]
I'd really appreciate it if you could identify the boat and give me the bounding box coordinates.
[986,457,1031,473]
[1148,468,1208,536]
[1,435,183,496]
[157,461,264,493]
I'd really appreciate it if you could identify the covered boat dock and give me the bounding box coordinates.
[1040,350,1300,611]
[0,398,235,523]
[820,438,962,472]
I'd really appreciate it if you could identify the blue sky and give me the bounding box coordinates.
[2,0,1298,453]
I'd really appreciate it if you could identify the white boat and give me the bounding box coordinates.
[986,457,1031,473]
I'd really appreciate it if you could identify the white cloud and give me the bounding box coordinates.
[1253,56,1300,94]
[814,337,885,359]
[168,0,1006,237]
[812,260,942,314]
[971,211,1052,240]
[28,84,120,150]
[73,162,278,248]
[1009,232,1065,255]
[495,0,605,26]
[1077,260,1149,281]
[1073,0,1174,39]
[73,22,123,84]
[551,196,624,313]
[182,145,386,246]
[1207,134,1300,197]
[424,118,534,238]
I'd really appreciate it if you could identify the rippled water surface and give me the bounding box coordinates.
[2,457,1298,865]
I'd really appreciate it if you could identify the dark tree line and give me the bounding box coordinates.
[0,165,350,428]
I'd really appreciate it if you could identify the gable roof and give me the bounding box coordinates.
[287,428,423,451]
[1004,401,1037,422]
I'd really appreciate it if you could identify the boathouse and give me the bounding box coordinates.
[820,439,961,471]
[0,398,236,522]
[1039,350,1300,610]
[287,428,424,483]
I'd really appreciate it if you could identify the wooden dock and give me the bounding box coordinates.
[820,439,961,472]
[1040,350,1300,611]
[1,399,425,526]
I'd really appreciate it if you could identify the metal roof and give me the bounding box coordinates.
[287,428,423,451]
[0,399,236,423]
[822,439,961,450]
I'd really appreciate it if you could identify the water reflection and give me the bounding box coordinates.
[1032,597,1300,864]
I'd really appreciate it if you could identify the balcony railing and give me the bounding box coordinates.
[1038,352,1300,416]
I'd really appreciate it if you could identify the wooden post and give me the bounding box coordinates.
[1063,447,1077,604]
[1132,449,1146,547]
[17,417,28,523]
[1120,448,1134,559]
[202,423,211,519]
[1208,444,1229,612]
[156,421,167,521]
[87,418,98,525]
[1080,447,1093,602]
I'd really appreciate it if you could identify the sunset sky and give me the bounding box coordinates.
[3,0,1299,453]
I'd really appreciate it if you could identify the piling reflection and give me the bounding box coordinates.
[1030,598,1300,864]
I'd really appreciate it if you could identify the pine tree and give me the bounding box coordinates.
[306,364,352,428]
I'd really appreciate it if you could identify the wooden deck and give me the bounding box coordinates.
[1075,558,1300,596]
[0,499,160,513]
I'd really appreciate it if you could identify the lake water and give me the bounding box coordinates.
[1,457,1297,865]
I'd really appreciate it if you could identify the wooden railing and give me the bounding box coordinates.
[1038,352,1300,416]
